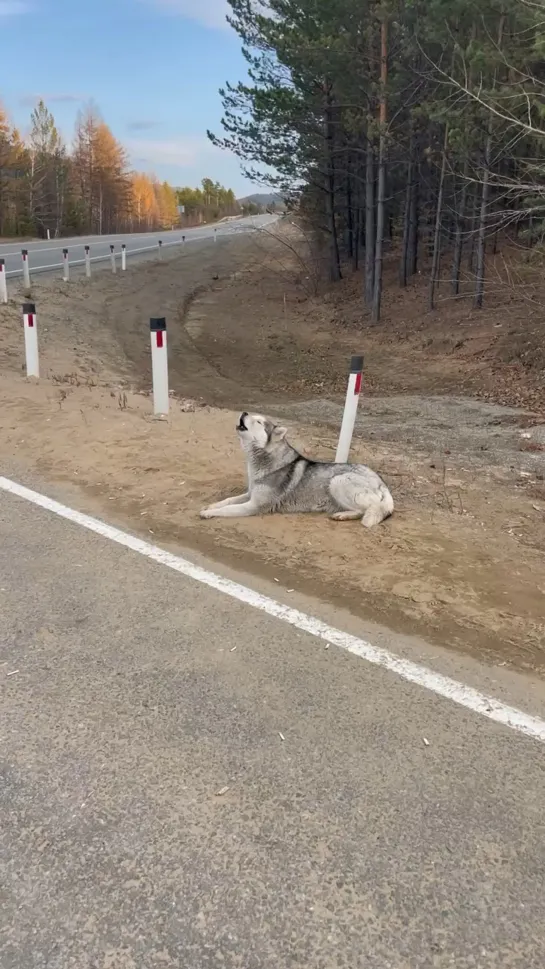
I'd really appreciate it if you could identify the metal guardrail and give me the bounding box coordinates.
[0,217,266,281]
[2,235,197,279]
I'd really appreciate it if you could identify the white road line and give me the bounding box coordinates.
[1,473,544,745]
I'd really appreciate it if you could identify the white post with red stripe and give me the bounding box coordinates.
[22,302,39,378]
[335,354,363,463]
[110,244,116,273]
[0,259,7,303]
[62,248,69,282]
[21,249,31,290]
[150,317,169,416]
[158,239,163,260]
[121,244,126,271]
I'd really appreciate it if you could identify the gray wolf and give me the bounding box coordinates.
[200,412,394,528]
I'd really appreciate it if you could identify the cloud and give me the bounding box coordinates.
[127,120,161,132]
[19,93,84,107]
[126,135,232,174]
[127,136,211,169]
[141,0,230,30]
[0,0,31,15]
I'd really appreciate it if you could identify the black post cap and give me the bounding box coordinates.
[0,258,5,267]
[22,248,28,255]
[110,244,114,251]
[350,354,364,373]
[150,317,167,332]
[158,240,163,245]
[63,248,68,255]
[122,243,126,249]
[23,302,36,314]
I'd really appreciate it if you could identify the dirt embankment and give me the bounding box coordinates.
[0,226,544,676]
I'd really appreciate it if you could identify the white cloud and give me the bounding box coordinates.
[142,0,230,30]
[126,135,219,170]
[0,1,31,15]
[127,120,161,132]
[19,93,84,107]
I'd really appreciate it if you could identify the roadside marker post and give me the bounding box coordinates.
[22,302,39,378]
[121,244,126,271]
[182,235,185,249]
[0,259,8,303]
[62,248,69,282]
[214,228,217,243]
[85,245,91,277]
[110,244,116,273]
[150,317,169,416]
[21,249,31,290]
[335,354,364,463]
[158,240,163,259]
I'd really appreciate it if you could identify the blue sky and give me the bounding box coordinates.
[0,0,258,196]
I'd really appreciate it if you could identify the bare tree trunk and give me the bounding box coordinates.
[371,18,388,323]
[408,154,419,277]
[429,125,449,311]
[474,15,504,309]
[325,180,341,282]
[372,154,386,320]
[364,138,375,305]
[399,128,415,287]
[473,122,492,308]
[324,87,341,282]
[451,167,469,295]
[467,188,478,273]
[352,203,360,271]
[346,170,354,261]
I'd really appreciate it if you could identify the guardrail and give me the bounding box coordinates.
[2,235,194,279]
[0,216,259,280]
[0,217,271,294]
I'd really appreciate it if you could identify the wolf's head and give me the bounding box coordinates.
[236,412,288,454]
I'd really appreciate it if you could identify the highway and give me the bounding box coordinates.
[0,214,277,278]
[1,475,545,968]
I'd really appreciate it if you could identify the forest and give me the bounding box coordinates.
[0,100,240,238]
[210,0,545,319]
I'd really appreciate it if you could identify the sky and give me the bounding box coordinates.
[0,0,260,197]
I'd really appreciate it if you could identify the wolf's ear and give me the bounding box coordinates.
[272,424,287,440]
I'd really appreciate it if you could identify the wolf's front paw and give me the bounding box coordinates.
[200,507,215,519]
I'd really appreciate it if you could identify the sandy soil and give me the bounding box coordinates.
[0,228,544,676]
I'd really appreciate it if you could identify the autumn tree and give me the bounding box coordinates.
[0,96,239,239]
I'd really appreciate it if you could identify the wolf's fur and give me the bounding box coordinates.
[200,413,394,528]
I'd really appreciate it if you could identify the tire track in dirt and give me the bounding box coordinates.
[102,237,260,407]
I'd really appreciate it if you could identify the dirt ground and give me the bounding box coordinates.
[0,227,544,676]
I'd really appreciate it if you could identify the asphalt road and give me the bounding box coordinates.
[1,487,545,969]
[0,215,277,278]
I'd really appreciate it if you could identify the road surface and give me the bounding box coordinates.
[0,215,277,278]
[1,479,545,968]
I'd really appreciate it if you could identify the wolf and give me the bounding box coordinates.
[200,412,393,528]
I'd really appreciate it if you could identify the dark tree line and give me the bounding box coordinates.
[209,0,545,320]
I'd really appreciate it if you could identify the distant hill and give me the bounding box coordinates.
[238,192,286,210]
